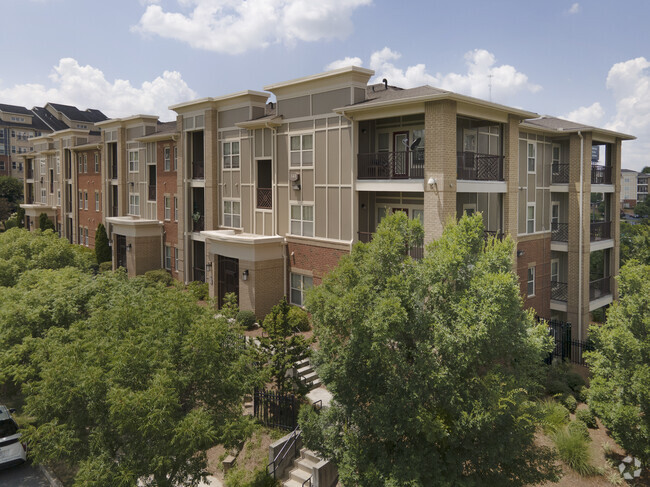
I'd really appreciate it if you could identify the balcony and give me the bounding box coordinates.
[589,276,611,301]
[192,215,205,233]
[591,165,612,185]
[148,184,156,202]
[257,188,272,209]
[456,152,504,181]
[358,231,423,259]
[26,166,34,180]
[552,163,569,184]
[551,222,569,242]
[590,221,611,241]
[192,160,204,180]
[551,281,568,302]
[357,150,424,180]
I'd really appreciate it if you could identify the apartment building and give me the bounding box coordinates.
[19,67,633,336]
[0,104,50,179]
[638,172,648,203]
[620,168,638,208]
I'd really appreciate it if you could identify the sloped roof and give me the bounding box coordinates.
[357,85,448,107]
[0,103,32,116]
[521,115,635,140]
[31,106,68,131]
[47,103,108,123]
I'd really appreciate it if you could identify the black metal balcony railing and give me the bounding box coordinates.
[257,188,272,209]
[456,152,504,181]
[590,221,611,241]
[552,163,570,184]
[192,160,204,179]
[111,162,118,179]
[551,222,569,242]
[111,205,118,217]
[358,231,424,260]
[551,281,568,302]
[192,215,205,233]
[357,150,424,180]
[591,165,612,185]
[148,184,156,201]
[590,276,611,301]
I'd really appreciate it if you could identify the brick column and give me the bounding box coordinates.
[503,115,520,268]
[423,100,457,243]
[566,132,592,340]
[204,108,219,231]
[611,140,622,298]
[175,116,186,283]
[117,127,127,216]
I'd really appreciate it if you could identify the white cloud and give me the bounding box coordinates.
[325,56,363,71]
[357,47,541,102]
[134,0,372,54]
[0,58,196,120]
[568,3,580,14]
[562,102,604,126]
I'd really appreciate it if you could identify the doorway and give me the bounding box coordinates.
[116,235,127,270]
[218,256,239,308]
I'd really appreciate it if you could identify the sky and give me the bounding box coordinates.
[1,0,649,171]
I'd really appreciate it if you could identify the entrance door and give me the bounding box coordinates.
[116,235,127,270]
[218,256,239,308]
[393,132,409,178]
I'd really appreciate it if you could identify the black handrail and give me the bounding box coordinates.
[268,427,301,479]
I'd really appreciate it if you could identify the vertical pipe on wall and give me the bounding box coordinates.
[577,131,584,341]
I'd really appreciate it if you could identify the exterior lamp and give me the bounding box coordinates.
[242,269,249,281]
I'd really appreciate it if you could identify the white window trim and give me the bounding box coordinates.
[164,196,171,221]
[551,144,561,175]
[222,140,240,170]
[527,266,536,297]
[174,196,178,221]
[95,191,100,212]
[527,203,536,234]
[527,142,536,174]
[290,202,314,237]
[128,193,140,216]
[128,150,139,173]
[94,153,99,173]
[289,133,314,167]
[84,191,88,210]
[222,199,241,228]
[290,272,313,307]
[164,245,172,270]
[551,258,559,283]
[551,201,560,228]
[164,147,171,171]
[174,247,179,273]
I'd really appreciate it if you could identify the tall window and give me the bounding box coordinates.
[527,142,536,173]
[94,153,99,173]
[174,196,178,221]
[41,188,46,203]
[164,245,172,270]
[223,200,241,227]
[78,154,83,173]
[290,134,313,167]
[79,191,83,208]
[84,191,88,210]
[173,146,177,171]
[84,228,89,246]
[164,196,171,220]
[129,193,140,216]
[56,156,60,174]
[174,247,179,272]
[527,267,535,297]
[95,191,100,212]
[83,154,87,173]
[551,259,559,283]
[290,204,314,236]
[551,202,559,230]
[527,204,535,233]
[290,273,313,306]
[57,190,61,206]
[552,145,560,175]
[164,147,171,171]
[223,141,240,169]
[128,150,139,173]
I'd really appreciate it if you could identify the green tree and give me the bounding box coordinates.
[634,198,650,219]
[641,166,650,174]
[259,298,312,394]
[300,213,558,486]
[17,271,258,487]
[620,221,650,266]
[587,262,650,463]
[38,213,55,231]
[0,176,23,221]
[94,223,111,264]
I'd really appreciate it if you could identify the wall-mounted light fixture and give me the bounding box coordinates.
[126,243,132,251]
[242,269,249,281]
[517,250,525,257]
[427,177,437,189]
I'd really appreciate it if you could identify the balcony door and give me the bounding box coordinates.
[393,132,409,177]
[218,255,239,308]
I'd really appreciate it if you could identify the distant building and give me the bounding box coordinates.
[638,172,649,203]
[621,168,638,208]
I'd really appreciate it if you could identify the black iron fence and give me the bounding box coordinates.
[253,388,299,431]
[257,188,272,209]
[551,222,569,242]
[357,150,424,180]
[590,221,611,241]
[589,276,611,301]
[540,317,594,366]
[550,281,568,302]
[552,163,569,184]
[591,165,612,185]
[456,152,504,181]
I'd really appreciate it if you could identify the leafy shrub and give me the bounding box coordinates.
[94,223,111,264]
[575,408,597,428]
[236,310,257,330]
[566,370,586,393]
[552,426,595,476]
[225,466,279,487]
[568,420,591,441]
[538,398,570,434]
[288,306,311,332]
[220,292,239,319]
[98,261,113,273]
[560,394,577,413]
[38,212,55,231]
[546,378,572,397]
[576,386,588,403]
[144,269,173,286]
[187,281,209,301]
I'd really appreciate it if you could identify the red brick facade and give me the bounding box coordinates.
[76,148,102,248]
[516,236,551,319]
[288,241,349,285]
[156,139,179,276]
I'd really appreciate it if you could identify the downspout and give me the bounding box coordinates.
[577,131,584,341]
[283,243,288,299]
[161,227,165,270]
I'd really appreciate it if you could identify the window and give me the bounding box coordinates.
[84,191,88,210]
[164,245,172,270]
[164,196,171,220]
[551,259,559,283]
[173,146,177,171]
[57,190,61,206]
[41,188,46,203]
[94,153,99,173]
[79,191,83,208]
[527,204,535,234]
[78,154,83,173]
[83,154,87,173]
[78,226,83,244]
[95,191,100,212]
[551,202,559,230]
[12,161,16,170]
[552,145,561,175]
[129,193,140,216]
[84,228,89,246]
[174,247,179,272]
[290,134,313,167]
[527,142,536,173]
[290,204,314,236]
[0,161,4,170]
[223,141,240,169]
[223,200,241,228]
[56,156,60,174]
[174,196,178,221]
[164,147,171,171]
[128,150,139,172]
[290,273,313,306]
[527,267,535,297]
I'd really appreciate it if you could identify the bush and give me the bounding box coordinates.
[576,386,588,403]
[560,394,578,413]
[225,466,279,487]
[539,398,570,434]
[187,281,209,301]
[144,269,173,286]
[220,292,239,319]
[236,310,257,330]
[568,420,591,441]
[98,261,113,273]
[94,223,111,264]
[575,408,597,429]
[38,212,55,231]
[565,371,586,394]
[552,427,595,476]
[288,306,311,332]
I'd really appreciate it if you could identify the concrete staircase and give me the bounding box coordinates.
[281,448,321,487]
[296,357,321,390]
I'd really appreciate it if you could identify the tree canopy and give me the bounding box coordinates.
[620,221,650,266]
[587,262,650,463]
[0,176,23,221]
[299,212,557,486]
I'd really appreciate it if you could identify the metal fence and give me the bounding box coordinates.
[253,388,299,430]
[539,317,595,366]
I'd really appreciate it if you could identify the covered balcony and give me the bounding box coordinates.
[357,150,424,180]
[591,165,612,185]
[456,117,503,182]
[456,152,503,181]
[192,187,205,233]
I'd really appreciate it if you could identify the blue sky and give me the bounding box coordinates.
[2,0,649,170]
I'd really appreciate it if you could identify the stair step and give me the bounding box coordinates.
[295,358,310,368]
[294,457,317,474]
[289,466,312,483]
[301,371,319,382]
[282,479,303,487]
[297,365,313,375]
[302,449,322,465]
[308,378,322,389]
